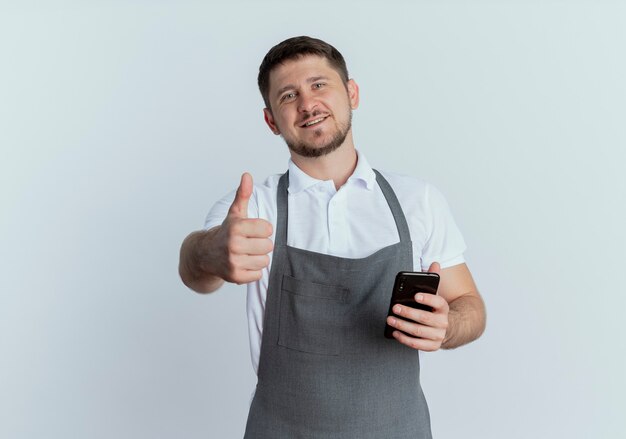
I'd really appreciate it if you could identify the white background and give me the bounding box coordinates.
[1,1,625,438]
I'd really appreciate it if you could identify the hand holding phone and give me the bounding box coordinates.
[384,271,440,339]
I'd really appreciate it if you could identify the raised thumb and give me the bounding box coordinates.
[229,172,253,218]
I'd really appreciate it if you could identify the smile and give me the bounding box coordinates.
[300,116,328,128]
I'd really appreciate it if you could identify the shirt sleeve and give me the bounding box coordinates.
[420,183,467,270]
[203,188,260,230]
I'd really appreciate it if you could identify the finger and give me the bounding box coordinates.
[427,261,440,275]
[386,316,444,341]
[392,304,446,329]
[415,292,449,312]
[234,218,273,238]
[228,173,253,218]
[240,255,271,271]
[392,330,440,352]
[229,236,273,257]
[229,252,270,271]
[242,238,274,255]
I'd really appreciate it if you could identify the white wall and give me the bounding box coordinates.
[1,1,624,438]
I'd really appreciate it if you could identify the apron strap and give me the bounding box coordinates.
[373,169,412,244]
[275,171,289,247]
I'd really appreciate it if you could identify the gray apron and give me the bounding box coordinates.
[243,170,432,439]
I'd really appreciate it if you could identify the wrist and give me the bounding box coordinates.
[193,227,221,279]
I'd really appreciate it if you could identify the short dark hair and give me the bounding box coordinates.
[258,36,349,110]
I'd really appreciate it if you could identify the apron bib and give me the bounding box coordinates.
[244,170,432,439]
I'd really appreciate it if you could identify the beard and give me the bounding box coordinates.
[283,110,352,158]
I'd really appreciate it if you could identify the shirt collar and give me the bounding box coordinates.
[348,150,376,190]
[287,149,376,194]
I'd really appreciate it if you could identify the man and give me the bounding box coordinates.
[179,36,486,438]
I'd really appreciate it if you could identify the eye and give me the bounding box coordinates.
[281,92,297,103]
[313,82,326,89]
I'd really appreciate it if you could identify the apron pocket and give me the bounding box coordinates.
[278,274,349,355]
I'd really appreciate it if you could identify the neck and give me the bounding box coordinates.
[290,133,358,190]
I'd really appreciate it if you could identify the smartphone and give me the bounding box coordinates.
[384,271,440,339]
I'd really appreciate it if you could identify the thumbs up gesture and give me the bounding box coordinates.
[212,173,274,284]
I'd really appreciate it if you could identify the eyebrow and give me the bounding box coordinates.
[275,76,331,99]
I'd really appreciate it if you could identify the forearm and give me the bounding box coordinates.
[178,228,225,294]
[441,294,486,349]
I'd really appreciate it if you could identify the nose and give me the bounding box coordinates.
[297,91,318,113]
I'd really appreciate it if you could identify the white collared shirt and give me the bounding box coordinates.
[205,151,466,375]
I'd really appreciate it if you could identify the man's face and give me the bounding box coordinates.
[263,55,359,158]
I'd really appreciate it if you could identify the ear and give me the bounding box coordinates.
[263,108,281,135]
[347,79,360,110]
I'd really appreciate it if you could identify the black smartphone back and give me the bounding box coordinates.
[384,271,440,339]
